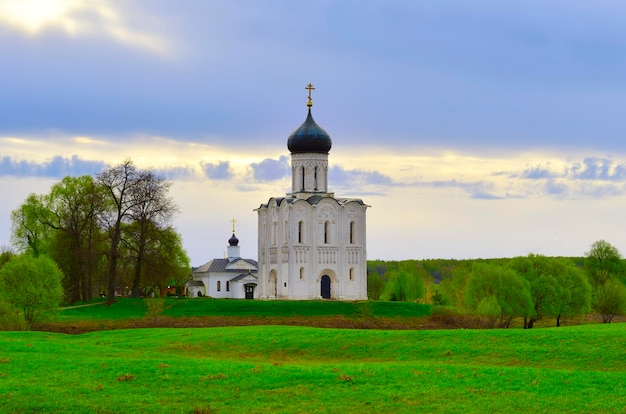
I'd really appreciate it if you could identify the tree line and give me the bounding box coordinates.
[368,240,626,327]
[6,160,190,307]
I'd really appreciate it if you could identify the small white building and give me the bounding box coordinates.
[255,85,368,300]
[187,233,258,299]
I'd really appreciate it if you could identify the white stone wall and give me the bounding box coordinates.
[257,196,367,300]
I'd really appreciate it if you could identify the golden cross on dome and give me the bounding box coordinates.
[305,83,315,107]
[231,218,237,233]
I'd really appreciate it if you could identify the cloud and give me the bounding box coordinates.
[0,0,173,56]
[249,156,290,182]
[0,155,105,178]
[201,161,232,180]
[569,157,626,181]
[329,166,393,189]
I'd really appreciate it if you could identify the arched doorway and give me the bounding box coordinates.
[320,275,331,299]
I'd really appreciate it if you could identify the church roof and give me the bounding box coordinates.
[257,195,367,209]
[192,258,258,274]
[287,108,332,154]
[231,272,258,282]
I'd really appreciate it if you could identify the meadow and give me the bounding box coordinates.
[1,300,625,413]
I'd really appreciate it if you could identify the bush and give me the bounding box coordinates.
[0,255,64,327]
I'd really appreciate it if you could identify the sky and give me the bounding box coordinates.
[2,0,626,266]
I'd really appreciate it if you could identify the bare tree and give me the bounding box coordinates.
[96,160,145,303]
[125,170,178,297]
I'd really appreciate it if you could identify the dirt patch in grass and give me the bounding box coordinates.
[33,314,456,334]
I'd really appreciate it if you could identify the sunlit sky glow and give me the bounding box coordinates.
[2,1,626,265]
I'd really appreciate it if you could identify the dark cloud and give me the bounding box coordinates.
[201,161,232,180]
[471,192,503,200]
[155,167,197,181]
[0,155,105,178]
[249,156,290,182]
[329,166,393,188]
[519,165,556,180]
[569,157,626,181]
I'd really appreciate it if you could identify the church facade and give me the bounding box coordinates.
[255,84,368,300]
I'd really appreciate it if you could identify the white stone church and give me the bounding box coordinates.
[255,84,369,300]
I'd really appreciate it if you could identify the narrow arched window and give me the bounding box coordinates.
[301,166,305,191]
[226,281,230,292]
[272,221,277,245]
[217,281,221,292]
[324,221,330,244]
[350,221,355,244]
[298,221,304,243]
[314,166,318,191]
[300,267,305,280]
[349,268,355,280]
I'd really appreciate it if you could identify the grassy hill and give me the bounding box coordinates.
[1,323,625,413]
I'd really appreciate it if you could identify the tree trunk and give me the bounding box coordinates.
[107,221,122,304]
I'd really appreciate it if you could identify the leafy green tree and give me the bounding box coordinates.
[0,255,64,327]
[141,227,190,296]
[11,177,108,303]
[552,261,591,327]
[585,240,622,287]
[507,255,590,328]
[438,261,472,310]
[508,254,558,328]
[46,176,108,303]
[10,193,53,257]
[465,263,533,328]
[594,278,626,323]
[379,262,425,302]
[0,246,15,269]
[367,270,385,300]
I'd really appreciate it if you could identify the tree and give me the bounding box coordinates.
[379,262,425,302]
[46,176,108,303]
[0,246,15,269]
[593,278,626,323]
[585,240,622,287]
[552,261,591,327]
[465,263,533,328]
[141,227,190,296]
[508,255,591,328]
[96,160,144,303]
[0,255,64,327]
[123,170,177,297]
[508,254,558,328]
[11,177,108,303]
[10,193,53,257]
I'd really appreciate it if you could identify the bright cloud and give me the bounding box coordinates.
[0,0,173,56]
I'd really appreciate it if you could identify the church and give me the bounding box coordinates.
[186,228,259,299]
[255,84,369,300]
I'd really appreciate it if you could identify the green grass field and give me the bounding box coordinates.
[2,314,625,413]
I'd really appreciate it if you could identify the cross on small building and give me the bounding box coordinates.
[231,218,237,233]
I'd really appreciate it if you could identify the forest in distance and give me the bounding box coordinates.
[367,241,626,328]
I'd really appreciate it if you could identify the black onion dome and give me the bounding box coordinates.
[228,233,239,246]
[287,108,332,154]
